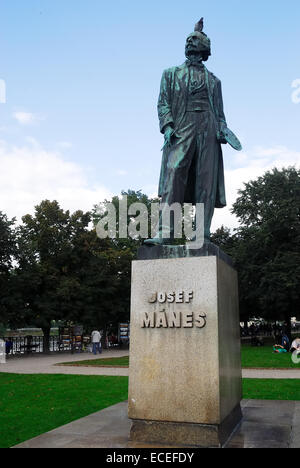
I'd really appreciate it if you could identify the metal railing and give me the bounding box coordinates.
[3,336,69,355]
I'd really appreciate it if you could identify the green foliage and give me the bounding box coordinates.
[213,167,300,326]
[12,201,92,336]
[2,167,297,343]
[0,373,128,448]
[0,212,17,326]
[69,230,133,331]
[7,199,136,346]
[92,189,159,255]
[210,225,236,254]
[0,212,16,269]
[0,197,142,345]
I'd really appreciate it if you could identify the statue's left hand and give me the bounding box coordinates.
[218,122,228,144]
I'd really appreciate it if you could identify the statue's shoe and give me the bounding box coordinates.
[143,237,172,246]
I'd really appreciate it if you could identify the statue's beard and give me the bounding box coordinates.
[185,48,203,61]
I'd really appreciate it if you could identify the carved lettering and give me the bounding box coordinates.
[185,291,193,303]
[167,292,175,303]
[148,293,157,303]
[175,291,184,303]
[156,312,168,328]
[195,312,206,328]
[148,290,194,304]
[168,311,181,328]
[181,311,193,328]
[141,311,206,329]
[158,292,166,303]
[143,289,206,330]
[142,311,155,328]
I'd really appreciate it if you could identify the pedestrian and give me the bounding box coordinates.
[281,333,290,351]
[5,338,13,355]
[290,337,300,354]
[91,330,102,355]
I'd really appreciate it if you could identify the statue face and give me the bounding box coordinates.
[185,33,203,56]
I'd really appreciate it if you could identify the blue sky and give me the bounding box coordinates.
[0,0,299,229]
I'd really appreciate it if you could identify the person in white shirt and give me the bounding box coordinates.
[291,337,300,353]
[91,330,102,355]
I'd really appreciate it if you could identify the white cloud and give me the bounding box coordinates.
[117,169,128,176]
[0,139,112,221]
[212,145,300,231]
[13,111,45,126]
[1,138,298,235]
[57,141,73,149]
[0,79,6,104]
[139,145,300,233]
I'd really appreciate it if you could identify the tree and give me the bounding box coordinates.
[13,199,134,351]
[67,229,133,337]
[88,190,161,338]
[14,200,91,351]
[0,212,16,329]
[210,225,236,253]
[214,167,300,336]
[93,189,160,256]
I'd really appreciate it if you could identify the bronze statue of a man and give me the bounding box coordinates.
[145,19,241,246]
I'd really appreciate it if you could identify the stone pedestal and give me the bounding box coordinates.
[128,248,242,448]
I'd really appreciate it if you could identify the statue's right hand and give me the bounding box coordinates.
[164,126,175,147]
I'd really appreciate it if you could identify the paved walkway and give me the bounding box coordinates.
[0,350,299,378]
[0,349,129,376]
[14,399,300,448]
[243,368,300,379]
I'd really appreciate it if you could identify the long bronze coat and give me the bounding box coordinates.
[157,62,227,208]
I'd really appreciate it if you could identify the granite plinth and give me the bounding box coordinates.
[128,252,242,447]
[130,404,242,448]
[138,241,233,267]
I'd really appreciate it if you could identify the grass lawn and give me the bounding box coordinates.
[61,346,300,370]
[241,344,300,369]
[1,373,299,448]
[243,379,300,401]
[58,356,129,368]
[0,373,128,449]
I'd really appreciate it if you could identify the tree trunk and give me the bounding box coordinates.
[102,325,107,349]
[42,326,51,354]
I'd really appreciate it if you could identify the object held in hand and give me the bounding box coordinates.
[219,127,242,151]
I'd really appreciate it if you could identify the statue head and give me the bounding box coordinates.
[185,18,211,62]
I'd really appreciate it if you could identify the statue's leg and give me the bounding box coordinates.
[145,123,197,245]
[194,111,219,242]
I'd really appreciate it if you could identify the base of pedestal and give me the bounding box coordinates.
[130,404,242,448]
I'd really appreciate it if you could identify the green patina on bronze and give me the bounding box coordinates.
[145,18,241,246]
